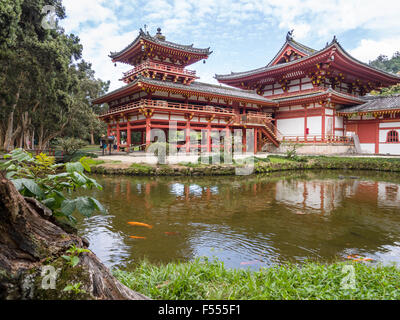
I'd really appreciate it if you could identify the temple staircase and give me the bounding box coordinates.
[260,120,281,148]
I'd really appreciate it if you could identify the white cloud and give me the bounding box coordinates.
[59,0,400,91]
[349,37,400,63]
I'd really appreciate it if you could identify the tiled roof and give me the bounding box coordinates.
[93,76,276,105]
[215,37,400,82]
[273,87,365,103]
[338,95,400,113]
[110,29,211,59]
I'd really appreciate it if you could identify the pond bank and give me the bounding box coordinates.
[114,258,400,300]
[91,156,400,176]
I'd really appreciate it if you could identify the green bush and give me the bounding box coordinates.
[0,148,107,223]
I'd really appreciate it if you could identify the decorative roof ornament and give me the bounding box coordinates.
[331,35,338,44]
[286,29,294,41]
[155,27,166,41]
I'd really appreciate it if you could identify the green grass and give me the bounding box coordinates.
[130,163,153,170]
[114,258,400,300]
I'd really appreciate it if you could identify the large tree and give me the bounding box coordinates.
[0,0,108,151]
[369,52,400,96]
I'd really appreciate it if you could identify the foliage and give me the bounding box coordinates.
[285,144,299,160]
[63,282,86,294]
[369,51,400,74]
[0,0,109,151]
[62,244,90,267]
[114,257,400,300]
[369,52,400,96]
[0,148,107,222]
[55,137,87,156]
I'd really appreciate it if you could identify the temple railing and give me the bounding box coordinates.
[281,135,353,143]
[100,99,235,117]
[123,62,196,78]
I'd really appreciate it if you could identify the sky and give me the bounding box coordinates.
[59,0,400,91]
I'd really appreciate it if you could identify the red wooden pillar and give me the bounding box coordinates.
[254,128,258,154]
[242,128,246,152]
[304,105,308,141]
[225,126,231,153]
[207,122,211,153]
[185,119,191,153]
[127,123,131,152]
[145,117,151,147]
[116,122,121,151]
[321,106,326,142]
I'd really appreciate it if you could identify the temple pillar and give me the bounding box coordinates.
[321,106,326,142]
[242,128,246,152]
[185,119,191,153]
[207,122,211,153]
[116,122,121,151]
[254,128,258,154]
[145,117,151,147]
[127,122,131,152]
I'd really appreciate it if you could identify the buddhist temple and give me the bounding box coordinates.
[94,28,400,155]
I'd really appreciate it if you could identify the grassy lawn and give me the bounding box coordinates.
[114,258,400,300]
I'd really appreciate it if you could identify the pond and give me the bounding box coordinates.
[75,170,400,271]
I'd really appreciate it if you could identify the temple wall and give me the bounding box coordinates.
[276,118,304,136]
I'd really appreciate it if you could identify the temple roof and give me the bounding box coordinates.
[266,32,317,67]
[93,76,276,106]
[109,28,212,61]
[215,35,400,86]
[337,94,400,114]
[272,87,366,106]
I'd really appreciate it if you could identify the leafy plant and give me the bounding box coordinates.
[285,144,299,160]
[0,148,107,222]
[62,244,90,267]
[54,137,87,156]
[63,282,86,294]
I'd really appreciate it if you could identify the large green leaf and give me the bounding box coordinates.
[66,162,84,173]
[12,178,45,198]
[75,196,95,217]
[88,197,108,214]
[60,199,76,216]
[72,171,87,185]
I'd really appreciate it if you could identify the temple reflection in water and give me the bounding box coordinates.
[76,172,400,270]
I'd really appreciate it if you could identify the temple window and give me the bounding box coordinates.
[386,130,399,143]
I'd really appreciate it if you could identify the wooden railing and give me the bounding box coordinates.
[123,61,196,78]
[100,99,235,117]
[281,135,353,143]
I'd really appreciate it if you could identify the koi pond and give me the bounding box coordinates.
[75,170,400,271]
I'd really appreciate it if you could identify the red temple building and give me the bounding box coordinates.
[94,29,400,155]
[93,28,279,154]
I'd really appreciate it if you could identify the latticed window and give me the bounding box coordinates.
[387,130,399,143]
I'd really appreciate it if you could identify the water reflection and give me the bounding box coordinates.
[75,171,400,270]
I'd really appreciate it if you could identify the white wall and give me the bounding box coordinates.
[277,118,304,136]
[379,144,400,155]
[308,116,322,135]
[360,143,375,154]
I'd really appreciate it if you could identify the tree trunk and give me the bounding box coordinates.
[0,172,149,300]
[90,130,95,145]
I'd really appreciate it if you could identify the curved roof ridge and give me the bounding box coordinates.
[110,28,212,59]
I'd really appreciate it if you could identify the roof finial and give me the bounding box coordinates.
[332,35,338,43]
[286,29,294,41]
[155,27,166,41]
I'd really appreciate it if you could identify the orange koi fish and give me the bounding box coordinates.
[127,221,153,229]
[129,236,147,239]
